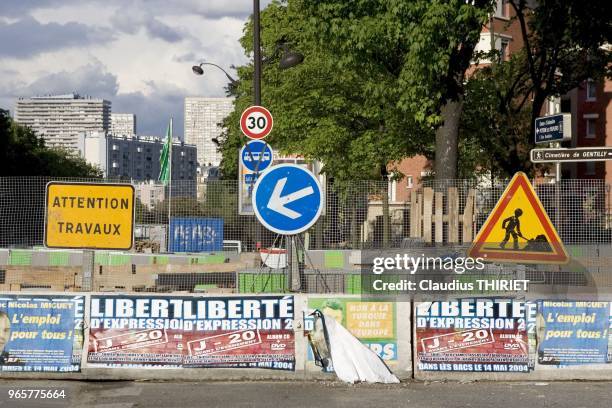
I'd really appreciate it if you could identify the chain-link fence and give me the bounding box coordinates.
[0,176,610,295]
[416,178,612,245]
[0,177,398,251]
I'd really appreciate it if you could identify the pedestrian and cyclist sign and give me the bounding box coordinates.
[240,106,273,140]
[468,172,568,264]
[44,182,135,250]
[252,164,323,235]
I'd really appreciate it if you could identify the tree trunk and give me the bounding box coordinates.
[434,98,463,181]
[531,91,547,141]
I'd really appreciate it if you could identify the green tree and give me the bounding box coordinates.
[0,109,103,177]
[297,0,495,181]
[460,53,533,179]
[460,0,611,177]
[503,0,611,168]
[219,0,429,183]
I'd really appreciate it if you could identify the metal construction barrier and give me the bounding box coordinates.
[0,177,611,381]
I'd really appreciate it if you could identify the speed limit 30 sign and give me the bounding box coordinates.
[240,105,273,140]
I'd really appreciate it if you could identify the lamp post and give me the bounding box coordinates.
[191,62,238,88]
[191,1,304,278]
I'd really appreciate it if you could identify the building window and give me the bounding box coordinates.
[496,0,509,18]
[585,162,596,176]
[585,118,596,139]
[388,180,397,202]
[500,39,509,61]
[407,176,414,189]
[586,80,597,101]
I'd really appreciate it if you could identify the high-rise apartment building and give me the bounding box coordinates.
[110,113,136,137]
[15,93,111,151]
[184,97,233,168]
[81,133,196,180]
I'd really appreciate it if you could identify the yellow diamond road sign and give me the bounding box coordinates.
[44,182,135,250]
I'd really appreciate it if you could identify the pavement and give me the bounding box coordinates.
[0,380,611,408]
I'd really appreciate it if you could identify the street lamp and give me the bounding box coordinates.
[191,62,238,88]
[191,43,303,90]
[277,43,304,70]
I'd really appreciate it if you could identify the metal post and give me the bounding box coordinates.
[253,0,262,249]
[287,235,301,291]
[552,142,561,229]
[253,0,261,106]
[82,250,94,291]
[285,235,291,291]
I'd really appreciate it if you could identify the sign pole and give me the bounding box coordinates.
[167,117,173,253]
[288,235,301,291]
[552,142,561,229]
[82,249,94,291]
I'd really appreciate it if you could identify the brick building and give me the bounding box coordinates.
[390,1,610,203]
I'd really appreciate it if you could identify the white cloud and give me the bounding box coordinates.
[0,0,265,135]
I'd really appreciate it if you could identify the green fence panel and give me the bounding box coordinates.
[9,250,33,266]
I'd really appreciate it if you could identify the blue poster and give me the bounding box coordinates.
[0,295,80,372]
[538,300,609,365]
[169,217,224,252]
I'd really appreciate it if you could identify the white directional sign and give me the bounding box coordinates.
[531,147,612,163]
[240,106,273,140]
[252,164,323,235]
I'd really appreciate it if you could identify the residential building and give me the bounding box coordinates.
[134,181,166,210]
[555,77,612,195]
[80,133,197,196]
[110,113,136,137]
[390,0,525,202]
[15,93,110,151]
[184,97,233,168]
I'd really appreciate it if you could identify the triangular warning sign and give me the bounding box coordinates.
[468,172,569,264]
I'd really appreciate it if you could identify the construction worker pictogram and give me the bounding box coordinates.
[500,208,524,250]
[468,172,569,264]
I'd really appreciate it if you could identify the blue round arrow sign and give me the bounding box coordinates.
[240,140,274,172]
[252,164,323,235]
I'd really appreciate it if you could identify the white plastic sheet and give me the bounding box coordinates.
[314,312,400,384]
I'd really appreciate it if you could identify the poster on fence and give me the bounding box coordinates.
[0,294,84,372]
[415,299,529,372]
[609,303,612,363]
[537,300,609,366]
[88,295,295,370]
[307,298,397,361]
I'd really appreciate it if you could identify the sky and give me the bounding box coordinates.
[0,0,271,138]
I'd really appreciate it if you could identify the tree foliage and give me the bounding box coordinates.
[219,0,610,183]
[509,0,611,133]
[460,0,611,178]
[219,1,419,183]
[0,109,103,178]
[460,53,533,178]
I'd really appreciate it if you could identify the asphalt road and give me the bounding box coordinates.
[0,380,611,408]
